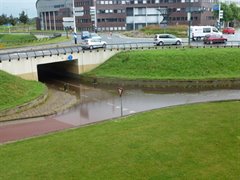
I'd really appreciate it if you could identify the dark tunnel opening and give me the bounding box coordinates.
[37,61,77,83]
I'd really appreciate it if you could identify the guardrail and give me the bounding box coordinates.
[0,41,240,62]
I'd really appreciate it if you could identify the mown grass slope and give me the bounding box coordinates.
[85,48,240,80]
[0,70,46,112]
[0,33,69,49]
[0,33,37,41]
[0,101,239,179]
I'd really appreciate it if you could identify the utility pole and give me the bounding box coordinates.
[218,3,223,29]
[72,0,77,44]
[94,0,97,32]
[187,0,191,46]
[72,0,77,34]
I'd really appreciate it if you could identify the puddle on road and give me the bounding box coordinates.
[45,79,240,127]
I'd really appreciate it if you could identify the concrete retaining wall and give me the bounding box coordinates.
[80,76,240,91]
[0,49,119,81]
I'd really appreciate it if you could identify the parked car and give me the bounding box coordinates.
[80,38,107,50]
[154,34,182,46]
[203,34,227,44]
[81,31,90,40]
[222,27,235,34]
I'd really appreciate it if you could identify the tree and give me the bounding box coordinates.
[229,3,240,21]
[19,11,29,24]
[9,15,18,26]
[212,3,239,27]
[221,3,234,22]
[0,14,8,25]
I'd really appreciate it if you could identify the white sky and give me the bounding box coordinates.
[0,0,37,18]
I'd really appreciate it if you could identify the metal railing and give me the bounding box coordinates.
[0,40,240,62]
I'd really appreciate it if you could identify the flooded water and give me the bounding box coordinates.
[50,79,240,126]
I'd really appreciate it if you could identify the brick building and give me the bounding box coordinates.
[36,0,220,31]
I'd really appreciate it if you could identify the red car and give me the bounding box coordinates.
[203,34,227,44]
[222,27,235,34]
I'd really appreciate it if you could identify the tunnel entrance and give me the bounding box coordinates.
[37,60,78,83]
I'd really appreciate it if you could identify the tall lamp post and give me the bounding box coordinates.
[72,0,77,34]
[187,0,191,46]
[72,0,77,44]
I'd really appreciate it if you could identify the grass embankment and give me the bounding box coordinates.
[0,33,69,49]
[0,33,37,41]
[0,101,239,179]
[0,70,46,112]
[85,48,240,80]
[123,25,188,38]
[141,25,188,37]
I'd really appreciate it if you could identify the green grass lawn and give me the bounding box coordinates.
[0,70,46,112]
[84,48,240,80]
[0,101,239,179]
[0,33,69,49]
[0,33,37,42]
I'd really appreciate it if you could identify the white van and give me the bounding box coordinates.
[189,26,222,41]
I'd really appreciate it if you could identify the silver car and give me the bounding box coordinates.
[80,38,107,50]
[154,34,182,46]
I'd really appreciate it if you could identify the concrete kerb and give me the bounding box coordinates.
[0,88,78,123]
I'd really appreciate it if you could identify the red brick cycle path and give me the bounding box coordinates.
[0,117,74,144]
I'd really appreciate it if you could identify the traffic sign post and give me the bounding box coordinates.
[117,87,124,117]
[219,10,223,19]
[90,6,97,31]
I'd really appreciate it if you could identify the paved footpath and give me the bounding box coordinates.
[0,88,78,144]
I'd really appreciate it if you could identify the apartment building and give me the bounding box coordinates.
[36,0,219,31]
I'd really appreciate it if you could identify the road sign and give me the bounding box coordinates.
[90,6,96,22]
[90,6,96,15]
[219,10,224,19]
[118,87,124,97]
[212,4,220,11]
[75,7,84,16]
[187,12,191,21]
[68,55,73,61]
[63,17,74,28]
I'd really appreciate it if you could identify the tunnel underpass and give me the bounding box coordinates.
[37,60,79,83]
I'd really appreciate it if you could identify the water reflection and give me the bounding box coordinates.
[52,82,240,127]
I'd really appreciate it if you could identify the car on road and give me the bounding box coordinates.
[90,33,102,40]
[81,31,90,40]
[80,38,107,50]
[154,34,182,46]
[203,34,227,44]
[222,27,235,34]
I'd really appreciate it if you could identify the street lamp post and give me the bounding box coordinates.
[187,0,191,46]
[72,0,77,44]
[72,0,77,34]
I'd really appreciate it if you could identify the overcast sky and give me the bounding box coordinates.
[0,0,37,18]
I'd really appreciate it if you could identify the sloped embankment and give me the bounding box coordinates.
[0,70,47,117]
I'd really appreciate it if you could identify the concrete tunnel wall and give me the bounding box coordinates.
[0,49,119,81]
